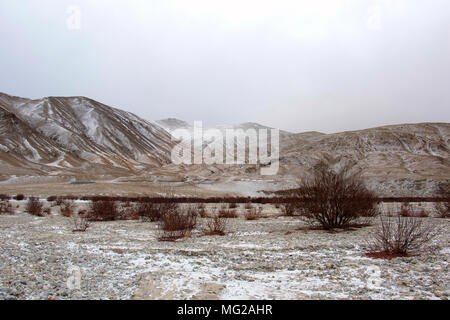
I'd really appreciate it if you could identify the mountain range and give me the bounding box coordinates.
[0,92,448,196]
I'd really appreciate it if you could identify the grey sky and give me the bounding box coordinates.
[0,0,449,133]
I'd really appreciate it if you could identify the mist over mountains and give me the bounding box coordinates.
[0,92,448,196]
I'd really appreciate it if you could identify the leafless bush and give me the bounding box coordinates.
[26,197,44,216]
[245,207,260,220]
[228,203,238,209]
[0,194,10,201]
[138,201,179,222]
[157,205,197,241]
[218,208,238,219]
[197,203,209,218]
[46,195,57,202]
[0,201,13,215]
[399,202,413,217]
[435,203,450,218]
[86,200,118,221]
[244,203,253,210]
[203,215,227,236]
[295,164,379,229]
[72,215,89,232]
[434,181,450,218]
[281,202,298,216]
[15,194,25,201]
[368,215,440,256]
[60,200,74,217]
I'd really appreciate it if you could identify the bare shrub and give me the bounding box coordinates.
[15,194,25,201]
[367,215,440,256]
[0,201,13,215]
[60,200,74,217]
[203,215,227,236]
[197,203,209,218]
[245,208,260,220]
[0,194,10,201]
[295,163,379,230]
[417,209,429,218]
[157,205,197,241]
[26,197,44,216]
[434,181,450,218]
[228,203,238,209]
[218,208,238,219]
[281,202,298,216]
[86,200,118,221]
[244,202,253,210]
[399,202,412,217]
[46,195,57,202]
[72,215,89,232]
[138,201,178,222]
[435,203,450,218]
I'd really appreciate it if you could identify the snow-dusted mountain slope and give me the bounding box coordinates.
[0,92,449,196]
[0,92,174,175]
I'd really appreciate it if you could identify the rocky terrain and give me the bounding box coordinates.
[0,92,449,197]
[0,201,448,300]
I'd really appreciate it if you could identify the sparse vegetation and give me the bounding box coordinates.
[197,203,209,218]
[281,202,298,216]
[245,207,260,220]
[218,208,238,218]
[203,215,227,236]
[0,201,13,214]
[158,205,197,241]
[434,181,450,218]
[26,197,44,216]
[244,202,253,210]
[367,215,439,257]
[15,194,25,201]
[72,215,89,232]
[60,200,74,217]
[294,163,379,229]
[86,200,119,221]
[399,202,413,217]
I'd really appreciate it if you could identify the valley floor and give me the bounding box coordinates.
[0,204,448,300]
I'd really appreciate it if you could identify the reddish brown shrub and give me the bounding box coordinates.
[228,203,238,209]
[60,200,74,217]
[218,208,238,219]
[86,200,118,221]
[281,202,298,216]
[399,202,412,217]
[0,201,13,214]
[15,194,25,201]
[368,215,440,256]
[0,194,10,201]
[26,197,44,216]
[46,195,57,202]
[295,163,379,229]
[158,205,197,241]
[434,181,450,218]
[245,208,260,220]
[72,215,89,232]
[203,215,227,236]
[197,203,208,218]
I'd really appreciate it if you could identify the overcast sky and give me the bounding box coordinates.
[0,0,449,133]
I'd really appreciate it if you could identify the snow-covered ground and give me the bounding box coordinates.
[0,203,448,300]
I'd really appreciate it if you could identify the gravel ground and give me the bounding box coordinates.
[0,202,448,300]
